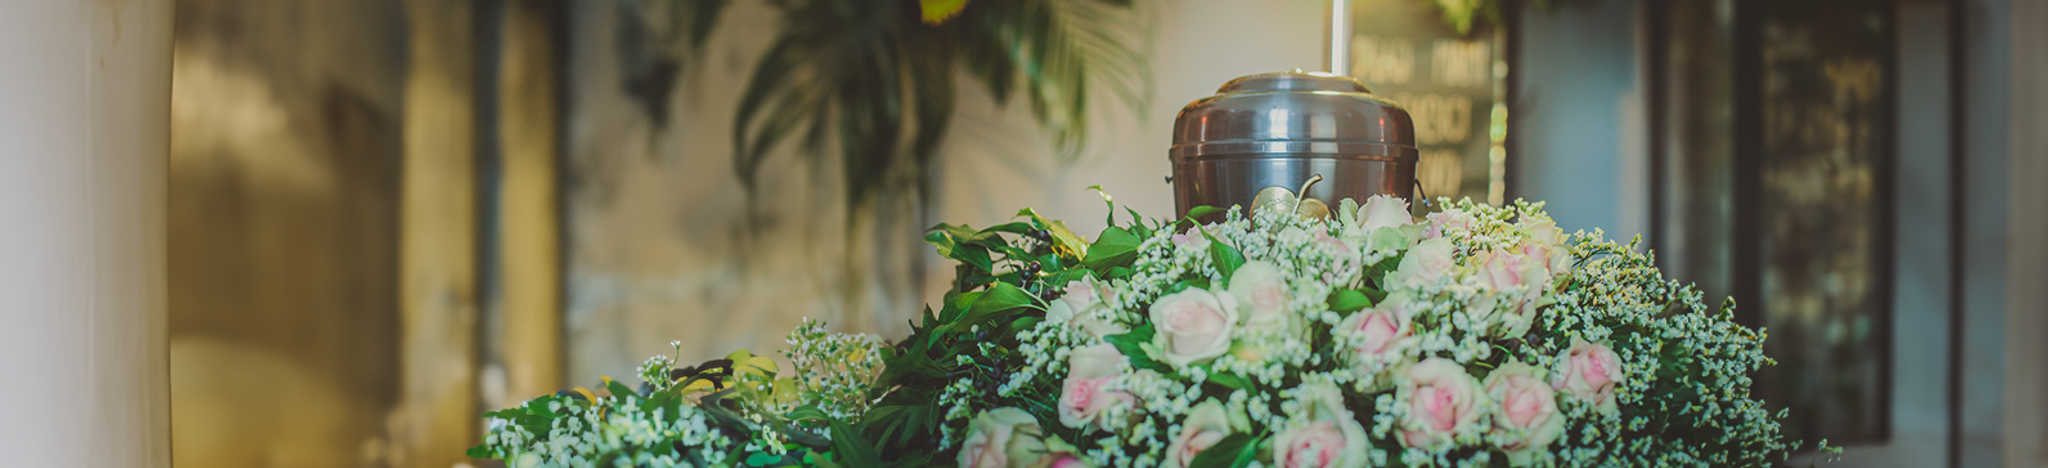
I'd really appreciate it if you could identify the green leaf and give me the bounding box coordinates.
[1082,226,1142,271]
[924,230,996,274]
[1170,277,1212,293]
[784,404,832,422]
[1088,185,1118,226]
[956,282,1039,328]
[1185,205,1226,221]
[1019,208,1091,259]
[1206,370,1252,390]
[1327,289,1374,312]
[746,452,783,466]
[1186,433,1256,468]
[1103,322,1166,372]
[878,347,947,383]
[1362,287,1389,304]
[605,378,636,402]
[828,419,884,466]
[1203,229,1247,283]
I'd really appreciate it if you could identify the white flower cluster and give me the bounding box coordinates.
[477,393,737,468]
[783,319,887,421]
[950,196,1806,468]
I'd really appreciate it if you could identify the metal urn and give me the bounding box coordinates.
[1168,70,1418,221]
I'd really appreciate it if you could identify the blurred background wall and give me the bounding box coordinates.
[169,1,407,466]
[160,1,2046,467]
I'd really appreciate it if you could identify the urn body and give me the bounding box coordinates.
[1170,71,1418,220]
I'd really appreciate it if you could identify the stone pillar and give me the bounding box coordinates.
[0,1,173,467]
[497,0,566,403]
[397,1,481,467]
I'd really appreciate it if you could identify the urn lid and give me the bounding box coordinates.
[1169,71,1417,161]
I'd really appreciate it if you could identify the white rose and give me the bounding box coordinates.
[1148,288,1238,367]
[1422,209,1475,238]
[1391,238,1457,290]
[1518,215,1564,244]
[1357,194,1414,233]
[958,408,1047,468]
[1227,260,1292,325]
[1271,383,1370,468]
[1164,400,1239,468]
[1045,278,1128,341]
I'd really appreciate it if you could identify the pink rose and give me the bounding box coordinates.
[1058,279,1099,312]
[1517,242,1567,278]
[1148,288,1238,367]
[1422,209,1475,238]
[1172,226,1213,250]
[1517,216,1572,275]
[1552,340,1625,414]
[1276,422,1347,468]
[1356,194,1414,233]
[1314,233,1361,283]
[1484,361,1565,465]
[1025,439,1094,468]
[1476,248,1531,292]
[1164,400,1237,468]
[1227,260,1292,325]
[1271,383,1369,468]
[1392,238,1457,290]
[1336,299,1415,378]
[959,408,1046,468]
[1058,344,1136,430]
[1399,358,1486,450]
[1471,248,1551,338]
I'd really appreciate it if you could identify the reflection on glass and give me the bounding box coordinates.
[1347,0,1507,204]
[1657,0,1893,447]
[1755,1,1893,444]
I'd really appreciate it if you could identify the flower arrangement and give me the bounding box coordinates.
[471,195,1835,467]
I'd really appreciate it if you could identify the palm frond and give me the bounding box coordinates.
[729,0,1152,211]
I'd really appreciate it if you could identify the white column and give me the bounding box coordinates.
[0,1,173,467]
